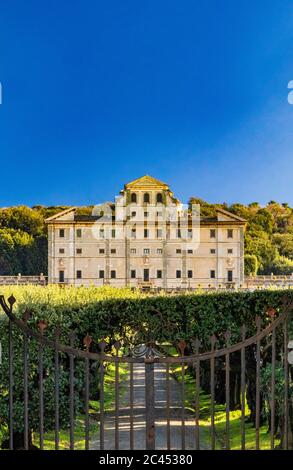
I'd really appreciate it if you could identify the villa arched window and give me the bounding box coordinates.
[144,193,150,203]
[131,193,137,203]
[156,193,163,203]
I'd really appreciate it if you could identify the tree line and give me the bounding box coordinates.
[0,199,292,276]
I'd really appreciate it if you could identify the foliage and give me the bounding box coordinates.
[244,254,258,276]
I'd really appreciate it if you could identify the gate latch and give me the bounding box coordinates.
[288,340,293,365]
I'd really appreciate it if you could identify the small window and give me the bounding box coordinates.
[177,229,181,238]
[131,228,136,239]
[157,211,163,217]
[144,229,149,238]
[210,270,216,279]
[187,249,193,254]
[156,229,162,238]
[59,229,65,238]
[59,248,65,254]
[131,248,136,254]
[228,270,233,282]
[144,248,150,255]
[210,249,216,254]
[111,229,116,238]
[187,229,192,238]
[131,193,137,203]
[228,248,233,254]
[76,270,82,279]
[110,270,116,279]
[99,270,104,279]
[111,248,116,254]
[143,193,150,203]
[99,248,105,254]
[210,229,216,238]
[176,270,181,279]
[131,211,136,217]
[131,269,136,279]
[144,211,149,217]
[157,270,162,279]
[156,193,163,203]
[76,248,82,254]
[157,248,163,254]
[227,229,233,238]
[188,270,193,278]
[99,229,105,238]
[76,229,82,238]
[176,249,182,254]
[59,270,64,283]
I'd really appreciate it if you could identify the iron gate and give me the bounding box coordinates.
[0,294,292,450]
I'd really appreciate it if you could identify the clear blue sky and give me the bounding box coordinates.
[0,1,293,207]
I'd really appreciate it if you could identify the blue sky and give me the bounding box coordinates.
[0,1,293,207]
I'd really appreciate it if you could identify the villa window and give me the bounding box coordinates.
[156,193,163,203]
[99,248,105,254]
[99,270,104,279]
[59,271,64,283]
[76,248,82,254]
[210,229,216,238]
[188,249,193,254]
[228,248,233,254]
[228,270,233,282]
[76,229,82,238]
[144,248,150,255]
[176,249,182,254]
[110,270,116,279]
[228,229,233,238]
[157,248,162,254]
[210,248,216,254]
[59,248,65,254]
[176,270,181,278]
[131,193,137,203]
[188,270,193,278]
[131,248,136,254]
[157,270,162,279]
[144,229,149,238]
[59,229,65,238]
[131,270,136,279]
[143,193,150,203]
[210,270,216,279]
[111,248,116,254]
[156,229,162,238]
[111,229,116,238]
[76,270,82,279]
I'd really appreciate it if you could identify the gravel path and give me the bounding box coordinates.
[91,362,210,450]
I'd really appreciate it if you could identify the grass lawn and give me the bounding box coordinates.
[171,364,279,450]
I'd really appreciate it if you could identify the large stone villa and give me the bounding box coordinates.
[46,175,246,288]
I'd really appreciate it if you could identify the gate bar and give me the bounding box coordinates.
[166,363,171,450]
[54,328,60,450]
[240,325,246,450]
[145,360,155,450]
[270,328,276,450]
[8,319,13,450]
[284,318,289,450]
[69,332,75,450]
[23,330,29,450]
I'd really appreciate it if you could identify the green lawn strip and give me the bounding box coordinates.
[34,360,129,450]
[171,365,279,450]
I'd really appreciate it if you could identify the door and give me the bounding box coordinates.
[144,269,149,282]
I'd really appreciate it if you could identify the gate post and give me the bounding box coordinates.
[145,359,155,449]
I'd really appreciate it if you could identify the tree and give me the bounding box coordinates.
[244,254,258,276]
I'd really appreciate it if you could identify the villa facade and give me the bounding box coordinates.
[46,175,246,288]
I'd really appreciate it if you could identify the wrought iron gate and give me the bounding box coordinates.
[0,294,292,450]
